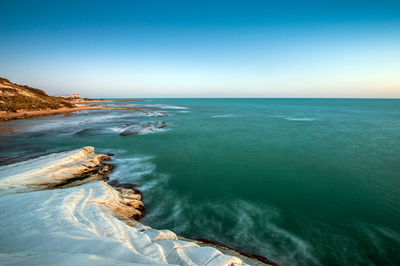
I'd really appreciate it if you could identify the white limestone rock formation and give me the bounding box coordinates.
[0,146,111,192]
[0,147,250,265]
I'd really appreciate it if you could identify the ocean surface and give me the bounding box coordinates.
[0,98,399,265]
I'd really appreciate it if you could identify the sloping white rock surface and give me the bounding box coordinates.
[0,146,108,192]
[0,148,248,265]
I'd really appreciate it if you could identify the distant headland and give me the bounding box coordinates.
[0,77,149,122]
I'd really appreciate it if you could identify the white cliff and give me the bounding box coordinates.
[0,147,250,265]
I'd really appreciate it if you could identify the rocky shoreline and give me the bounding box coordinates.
[0,103,162,122]
[0,76,159,122]
[0,147,278,265]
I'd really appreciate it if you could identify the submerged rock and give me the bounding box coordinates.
[119,121,168,136]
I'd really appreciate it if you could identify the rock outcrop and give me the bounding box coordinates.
[0,146,112,192]
[120,121,168,136]
[0,180,249,265]
[0,147,261,265]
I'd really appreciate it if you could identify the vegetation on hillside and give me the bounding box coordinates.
[0,77,75,112]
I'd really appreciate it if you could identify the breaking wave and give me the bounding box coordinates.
[267,115,317,122]
[15,112,130,133]
[125,111,168,118]
[110,156,156,184]
[141,104,188,110]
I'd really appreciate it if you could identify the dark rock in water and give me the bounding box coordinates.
[119,183,141,191]
[120,121,167,136]
[108,180,141,195]
[108,179,139,189]
[74,128,96,136]
[107,180,120,187]
[159,122,168,128]
[153,112,168,117]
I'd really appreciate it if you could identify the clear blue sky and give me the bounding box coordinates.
[1,0,399,97]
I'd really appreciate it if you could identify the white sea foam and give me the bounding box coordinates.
[267,115,316,122]
[16,112,130,133]
[159,105,188,110]
[126,111,168,118]
[357,223,400,261]
[108,125,125,133]
[284,117,316,121]
[116,122,169,136]
[211,114,238,118]
[143,187,318,266]
[110,156,156,183]
[141,104,188,110]
[145,111,168,117]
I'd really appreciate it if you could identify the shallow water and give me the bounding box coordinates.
[0,98,399,265]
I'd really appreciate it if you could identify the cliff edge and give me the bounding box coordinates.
[0,147,268,265]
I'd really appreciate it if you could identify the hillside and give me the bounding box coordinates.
[0,77,75,112]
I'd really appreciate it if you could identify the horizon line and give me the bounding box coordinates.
[92,97,400,99]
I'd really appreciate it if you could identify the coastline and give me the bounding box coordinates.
[0,101,159,122]
[0,105,102,122]
[69,99,144,104]
[0,84,284,264]
[0,77,152,122]
[0,146,277,265]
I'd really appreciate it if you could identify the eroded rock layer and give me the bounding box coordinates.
[0,147,253,265]
[0,146,112,192]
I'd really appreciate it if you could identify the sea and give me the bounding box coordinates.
[0,98,399,265]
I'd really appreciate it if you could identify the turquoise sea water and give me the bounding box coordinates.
[1,98,399,265]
